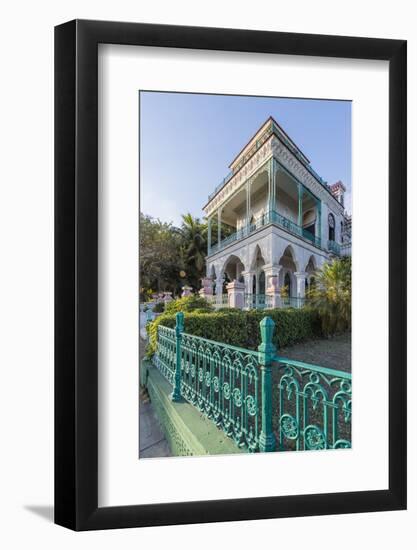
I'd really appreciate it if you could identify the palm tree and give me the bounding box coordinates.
[179,213,207,288]
[308,257,351,336]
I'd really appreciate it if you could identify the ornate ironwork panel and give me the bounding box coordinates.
[180,333,260,452]
[274,357,351,451]
[154,325,176,384]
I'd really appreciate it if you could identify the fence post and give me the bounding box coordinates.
[171,312,184,402]
[258,316,276,452]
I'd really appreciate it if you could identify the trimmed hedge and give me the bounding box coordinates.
[147,307,322,357]
[164,295,213,315]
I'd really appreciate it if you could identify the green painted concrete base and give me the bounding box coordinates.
[142,359,246,457]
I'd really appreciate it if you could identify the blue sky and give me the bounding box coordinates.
[140,92,351,226]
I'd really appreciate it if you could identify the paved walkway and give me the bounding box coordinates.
[139,389,172,458]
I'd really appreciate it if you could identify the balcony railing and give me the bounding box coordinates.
[244,294,271,310]
[327,240,341,255]
[208,209,321,256]
[281,297,307,309]
[243,294,307,310]
[206,294,229,309]
[207,171,234,202]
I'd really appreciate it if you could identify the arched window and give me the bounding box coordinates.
[328,213,335,241]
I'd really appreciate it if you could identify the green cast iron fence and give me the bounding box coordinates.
[152,312,351,453]
[273,357,351,451]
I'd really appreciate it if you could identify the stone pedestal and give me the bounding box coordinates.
[263,264,282,289]
[226,280,245,309]
[181,286,193,297]
[163,291,173,305]
[199,277,213,297]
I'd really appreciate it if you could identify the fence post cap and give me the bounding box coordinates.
[258,316,276,361]
[260,316,275,343]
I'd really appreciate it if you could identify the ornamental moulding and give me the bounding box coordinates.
[205,135,344,216]
[205,139,273,216]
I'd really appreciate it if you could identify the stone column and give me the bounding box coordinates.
[217,208,222,247]
[267,158,272,213]
[226,280,245,309]
[242,270,255,309]
[207,216,212,255]
[246,180,251,233]
[294,272,307,299]
[298,182,303,227]
[181,285,193,297]
[214,276,223,296]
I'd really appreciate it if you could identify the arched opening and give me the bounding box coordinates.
[222,273,230,294]
[278,246,298,305]
[247,245,266,309]
[284,272,292,297]
[305,256,317,297]
[259,271,266,295]
[328,213,335,241]
[222,254,245,296]
[210,265,217,294]
[223,254,245,281]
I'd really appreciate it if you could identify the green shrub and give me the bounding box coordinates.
[152,301,165,313]
[147,307,322,357]
[164,294,213,315]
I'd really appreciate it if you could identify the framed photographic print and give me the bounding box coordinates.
[55,20,407,530]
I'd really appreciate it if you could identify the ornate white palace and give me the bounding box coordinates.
[199,117,352,309]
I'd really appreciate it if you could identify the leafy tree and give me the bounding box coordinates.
[139,214,184,299]
[308,257,351,336]
[140,212,237,299]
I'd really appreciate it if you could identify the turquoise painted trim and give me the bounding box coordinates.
[274,355,351,381]
[208,208,322,257]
